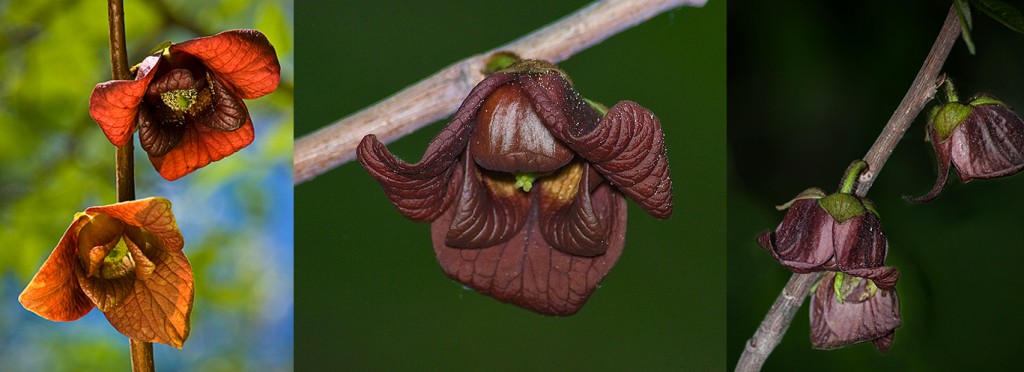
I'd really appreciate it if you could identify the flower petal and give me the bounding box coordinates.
[85,197,184,253]
[811,272,901,351]
[445,151,531,247]
[89,54,162,146]
[757,199,834,272]
[538,162,614,256]
[137,105,183,157]
[170,29,280,99]
[19,215,95,322]
[357,73,515,221]
[100,234,193,348]
[148,115,255,181]
[432,182,627,316]
[906,126,954,202]
[833,212,888,271]
[951,104,1024,181]
[525,74,672,219]
[194,77,248,131]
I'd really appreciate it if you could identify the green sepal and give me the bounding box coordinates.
[970,94,1007,107]
[818,193,866,223]
[930,102,973,141]
[484,51,522,75]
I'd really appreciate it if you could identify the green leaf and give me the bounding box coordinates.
[971,0,1024,34]
[956,0,977,54]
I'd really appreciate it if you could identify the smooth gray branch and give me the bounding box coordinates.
[293,0,707,184]
[736,6,962,371]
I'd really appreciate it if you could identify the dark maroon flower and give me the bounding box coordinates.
[908,80,1024,202]
[357,58,672,315]
[90,29,280,181]
[811,271,901,352]
[757,187,899,288]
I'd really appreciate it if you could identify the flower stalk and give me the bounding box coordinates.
[106,0,150,370]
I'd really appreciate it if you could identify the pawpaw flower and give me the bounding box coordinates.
[89,29,280,181]
[19,198,194,348]
[357,57,672,316]
[757,162,900,289]
[810,271,901,352]
[908,79,1024,202]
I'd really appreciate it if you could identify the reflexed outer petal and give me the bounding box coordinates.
[171,29,280,99]
[950,104,1024,181]
[19,215,95,321]
[149,116,255,181]
[907,125,954,203]
[833,212,888,271]
[538,162,613,256]
[811,272,901,351]
[89,54,162,146]
[432,182,627,316]
[445,151,531,247]
[757,199,834,272]
[195,77,249,131]
[357,73,515,221]
[527,73,672,219]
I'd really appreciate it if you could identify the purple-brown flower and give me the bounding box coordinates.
[757,187,899,288]
[909,80,1024,202]
[357,58,672,315]
[811,271,901,352]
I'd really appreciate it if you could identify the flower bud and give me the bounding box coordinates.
[811,272,901,352]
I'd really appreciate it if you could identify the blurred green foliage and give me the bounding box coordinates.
[729,0,1024,369]
[295,0,725,369]
[0,0,293,370]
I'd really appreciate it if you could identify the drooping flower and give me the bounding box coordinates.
[19,198,193,348]
[757,163,900,288]
[908,79,1024,202]
[810,271,901,352]
[90,29,280,181]
[358,57,672,315]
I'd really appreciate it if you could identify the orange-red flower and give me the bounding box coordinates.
[89,29,280,181]
[19,198,194,348]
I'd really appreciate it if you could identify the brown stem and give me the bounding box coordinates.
[293,0,708,184]
[736,6,962,371]
[107,0,148,370]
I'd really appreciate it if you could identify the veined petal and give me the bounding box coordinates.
[811,272,901,351]
[538,162,614,256]
[432,182,627,316]
[195,77,248,131]
[757,199,834,272]
[525,74,672,219]
[907,126,955,202]
[951,104,1024,181]
[445,151,530,247]
[89,54,162,146]
[137,105,183,157]
[170,29,280,99]
[19,215,95,322]
[85,197,184,253]
[101,234,193,348]
[148,116,255,181]
[356,73,515,221]
[834,212,888,271]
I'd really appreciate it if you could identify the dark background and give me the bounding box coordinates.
[296,0,725,369]
[729,0,1024,370]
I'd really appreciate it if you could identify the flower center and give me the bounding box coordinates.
[514,172,537,192]
[99,237,137,280]
[160,88,199,114]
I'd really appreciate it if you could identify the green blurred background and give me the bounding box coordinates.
[0,0,293,370]
[295,0,725,369]
[729,0,1024,370]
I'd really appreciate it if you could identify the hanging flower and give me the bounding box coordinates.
[810,271,901,352]
[908,79,1024,202]
[19,198,194,348]
[358,57,673,315]
[89,29,280,181]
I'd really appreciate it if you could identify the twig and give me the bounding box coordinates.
[107,0,149,370]
[293,0,707,184]
[735,6,962,371]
